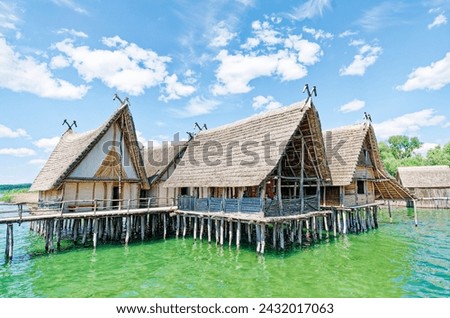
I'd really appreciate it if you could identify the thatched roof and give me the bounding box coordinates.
[142,141,187,184]
[31,105,149,191]
[397,166,450,188]
[323,122,413,200]
[164,99,330,188]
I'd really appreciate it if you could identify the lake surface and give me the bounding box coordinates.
[0,206,448,298]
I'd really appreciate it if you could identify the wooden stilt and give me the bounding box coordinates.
[215,219,219,244]
[297,220,303,245]
[247,223,252,243]
[72,219,78,243]
[140,216,145,241]
[413,200,418,227]
[176,215,180,238]
[163,214,167,240]
[388,200,392,222]
[272,223,277,249]
[228,221,233,247]
[182,215,187,238]
[92,218,98,249]
[81,219,88,245]
[337,210,342,234]
[324,215,329,238]
[125,216,131,244]
[374,206,379,228]
[193,216,198,241]
[305,219,310,240]
[290,221,295,243]
[56,219,62,250]
[236,220,241,248]
[5,224,13,260]
[219,218,224,246]
[279,223,285,250]
[199,217,204,241]
[312,216,317,240]
[207,217,212,244]
[260,224,266,254]
[255,224,261,253]
[318,216,322,240]
[343,211,347,234]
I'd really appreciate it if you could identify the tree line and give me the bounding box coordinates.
[378,135,450,176]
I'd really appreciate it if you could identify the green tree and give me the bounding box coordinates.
[426,142,450,166]
[386,135,423,159]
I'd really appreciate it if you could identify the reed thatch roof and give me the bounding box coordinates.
[142,141,187,184]
[397,166,450,188]
[164,99,330,188]
[323,122,413,200]
[31,105,149,191]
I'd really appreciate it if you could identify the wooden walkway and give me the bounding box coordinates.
[1,199,381,262]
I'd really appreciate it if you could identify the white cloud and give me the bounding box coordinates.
[175,96,220,117]
[213,26,321,96]
[252,95,282,111]
[28,159,47,166]
[285,35,322,65]
[236,0,254,6]
[55,37,172,96]
[339,30,358,38]
[49,55,70,69]
[339,99,365,113]
[101,35,127,48]
[397,52,450,91]
[0,37,89,99]
[0,1,20,31]
[358,2,405,31]
[0,124,28,138]
[373,109,446,139]
[0,147,36,157]
[290,0,331,20]
[302,26,333,40]
[428,13,447,29]
[159,74,196,102]
[135,130,147,146]
[339,41,382,76]
[57,28,88,38]
[33,136,60,152]
[209,21,237,47]
[51,0,87,14]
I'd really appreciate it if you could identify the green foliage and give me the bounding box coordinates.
[386,135,423,159]
[378,135,449,176]
[0,188,29,203]
[0,183,31,192]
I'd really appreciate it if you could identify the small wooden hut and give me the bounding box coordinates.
[396,166,450,208]
[164,99,331,216]
[322,122,412,207]
[30,104,149,210]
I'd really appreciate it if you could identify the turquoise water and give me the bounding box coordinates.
[0,208,449,298]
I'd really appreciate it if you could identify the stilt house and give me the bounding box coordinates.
[322,122,412,207]
[396,166,450,208]
[30,104,149,210]
[164,100,331,216]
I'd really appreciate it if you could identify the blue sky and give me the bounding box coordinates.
[0,0,449,184]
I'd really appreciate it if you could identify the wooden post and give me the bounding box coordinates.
[81,219,88,245]
[297,220,303,245]
[220,218,224,246]
[199,217,204,241]
[373,206,379,228]
[56,219,62,250]
[277,160,283,215]
[193,216,198,241]
[215,219,219,244]
[182,215,187,238]
[163,214,167,240]
[255,224,261,253]
[413,200,418,227]
[332,209,337,237]
[141,215,145,241]
[5,224,13,261]
[92,218,98,249]
[125,216,131,244]
[300,137,305,213]
[305,219,310,240]
[279,223,285,250]
[324,214,329,238]
[260,224,266,254]
[236,220,241,248]
[312,216,317,241]
[318,216,322,240]
[343,211,347,234]
[176,215,180,238]
[272,223,277,249]
[207,217,212,243]
[388,200,392,222]
[228,221,233,247]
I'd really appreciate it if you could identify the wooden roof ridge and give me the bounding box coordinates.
[396,165,450,188]
[31,104,149,191]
